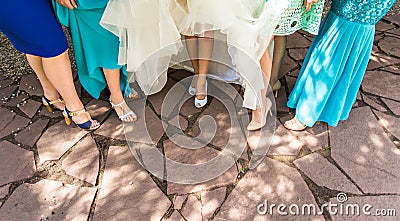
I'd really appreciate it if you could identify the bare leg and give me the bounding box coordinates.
[248,39,273,130]
[270,36,287,90]
[196,34,214,100]
[41,50,96,126]
[185,35,199,88]
[103,68,137,122]
[26,54,65,110]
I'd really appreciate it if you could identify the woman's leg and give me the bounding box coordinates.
[196,34,213,101]
[41,50,98,127]
[248,39,273,130]
[185,35,200,88]
[103,68,137,122]
[26,54,65,110]
[270,36,287,86]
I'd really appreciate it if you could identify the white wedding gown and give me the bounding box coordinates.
[100,0,288,109]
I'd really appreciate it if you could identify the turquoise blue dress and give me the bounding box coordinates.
[53,0,132,99]
[287,0,395,127]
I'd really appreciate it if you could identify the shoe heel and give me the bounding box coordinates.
[274,90,279,98]
[44,104,54,113]
[64,115,72,125]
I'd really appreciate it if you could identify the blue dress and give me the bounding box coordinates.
[0,0,68,58]
[53,0,132,99]
[287,0,395,127]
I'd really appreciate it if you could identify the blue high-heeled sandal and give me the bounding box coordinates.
[42,96,64,113]
[63,107,100,131]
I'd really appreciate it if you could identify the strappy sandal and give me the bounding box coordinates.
[283,116,307,131]
[42,96,65,113]
[63,107,100,131]
[110,99,137,122]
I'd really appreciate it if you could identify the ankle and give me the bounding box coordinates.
[110,94,124,104]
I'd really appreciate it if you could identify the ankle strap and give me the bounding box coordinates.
[110,99,126,108]
[68,109,88,117]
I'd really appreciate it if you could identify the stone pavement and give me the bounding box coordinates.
[0,13,399,221]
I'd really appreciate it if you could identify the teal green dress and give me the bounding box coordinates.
[53,0,132,99]
[287,0,395,127]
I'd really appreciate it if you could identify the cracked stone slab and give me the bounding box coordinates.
[363,71,400,101]
[279,52,299,76]
[179,97,202,118]
[287,119,329,152]
[275,85,290,113]
[174,195,187,210]
[285,76,297,94]
[15,119,49,147]
[61,136,99,185]
[0,184,10,199]
[38,106,63,118]
[374,110,400,140]
[37,121,88,164]
[216,157,324,221]
[18,99,41,118]
[0,114,30,138]
[330,195,400,221]
[0,141,35,185]
[0,79,14,89]
[286,32,312,48]
[382,65,400,74]
[5,93,29,107]
[376,21,396,32]
[288,48,309,61]
[94,114,126,140]
[19,74,43,96]
[0,85,18,101]
[97,99,164,143]
[93,145,171,221]
[189,98,243,149]
[331,107,400,194]
[0,107,16,131]
[367,52,400,71]
[165,138,238,194]
[85,99,110,123]
[267,121,304,156]
[201,187,226,220]
[385,14,400,26]
[378,36,400,57]
[362,95,387,112]
[294,153,361,194]
[0,180,96,221]
[147,79,181,115]
[167,211,185,221]
[381,98,400,115]
[182,195,202,221]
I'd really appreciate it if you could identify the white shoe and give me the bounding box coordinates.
[194,81,207,108]
[188,85,196,96]
[247,98,272,131]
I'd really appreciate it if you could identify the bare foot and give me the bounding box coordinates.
[126,90,139,99]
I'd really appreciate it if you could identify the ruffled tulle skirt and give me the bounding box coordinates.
[101,0,287,110]
[100,0,182,95]
[287,11,376,127]
[170,0,288,109]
